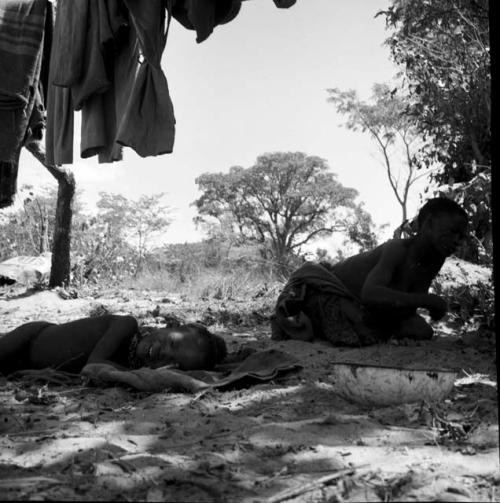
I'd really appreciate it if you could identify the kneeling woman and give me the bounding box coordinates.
[0,315,227,376]
[271,197,467,346]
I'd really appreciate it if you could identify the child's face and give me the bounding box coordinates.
[425,212,467,257]
[135,327,210,370]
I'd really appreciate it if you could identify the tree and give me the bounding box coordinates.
[327,84,429,231]
[344,203,381,252]
[377,0,491,262]
[193,152,376,273]
[96,192,172,274]
[25,137,76,286]
[1,187,46,259]
[0,185,56,259]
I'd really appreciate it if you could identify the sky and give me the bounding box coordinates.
[16,0,431,251]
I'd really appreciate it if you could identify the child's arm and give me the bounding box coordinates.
[361,241,447,318]
[0,322,54,369]
[86,315,138,370]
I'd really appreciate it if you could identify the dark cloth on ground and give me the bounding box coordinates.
[271,262,383,346]
[81,348,302,392]
[213,348,301,390]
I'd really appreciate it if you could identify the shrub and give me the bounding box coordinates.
[432,277,494,331]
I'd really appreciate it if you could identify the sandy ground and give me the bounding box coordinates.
[0,277,498,501]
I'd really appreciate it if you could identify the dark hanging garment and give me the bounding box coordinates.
[80,0,129,162]
[46,0,127,164]
[71,0,111,111]
[50,0,89,87]
[0,0,46,109]
[272,0,296,7]
[171,0,242,43]
[45,0,76,166]
[116,0,175,157]
[47,0,174,163]
[38,0,53,103]
[0,0,47,206]
[0,159,19,209]
[45,83,74,166]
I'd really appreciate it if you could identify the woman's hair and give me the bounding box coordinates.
[417,197,468,228]
[184,323,227,369]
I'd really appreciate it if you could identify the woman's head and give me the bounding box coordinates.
[134,324,227,370]
[417,197,468,257]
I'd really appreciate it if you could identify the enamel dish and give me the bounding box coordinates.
[330,362,458,406]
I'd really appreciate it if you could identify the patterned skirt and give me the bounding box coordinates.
[302,289,386,346]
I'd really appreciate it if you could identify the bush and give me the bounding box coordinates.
[432,277,495,332]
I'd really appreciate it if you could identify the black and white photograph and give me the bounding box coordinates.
[0,0,496,501]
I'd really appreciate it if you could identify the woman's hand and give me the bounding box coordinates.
[426,294,447,321]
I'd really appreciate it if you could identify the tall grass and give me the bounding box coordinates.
[120,263,282,302]
[114,262,283,327]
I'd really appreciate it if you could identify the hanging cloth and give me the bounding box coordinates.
[0,0,46,109]
[171,0,242,43]
[116,0,175,157]
[45,0,77,166]
[272,0,296,7]
[0,0,47,207]
[79,0,128,162]
[47,0,175,163]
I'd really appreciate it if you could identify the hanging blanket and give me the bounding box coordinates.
[81,349,302,392]
[0,0,47,207]
[0,0,46,109]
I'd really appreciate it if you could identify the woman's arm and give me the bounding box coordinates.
[361,241,443,314]
[86,315,138,370]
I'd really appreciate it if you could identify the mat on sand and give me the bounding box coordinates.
[81,349,302,392]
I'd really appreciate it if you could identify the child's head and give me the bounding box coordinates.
[135,324,227,371]
[417,197,468,257]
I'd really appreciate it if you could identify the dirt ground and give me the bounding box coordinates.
[0,268,498,501]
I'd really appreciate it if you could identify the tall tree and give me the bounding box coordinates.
[377,0,491,262]
[327,84,429,231]
[194,152,376,273]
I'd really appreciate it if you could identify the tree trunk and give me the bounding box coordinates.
[24,139,76,287]
[39,206,49,254]
[39,212,47,254]
[273,241,293,278]
[49,172,75,286]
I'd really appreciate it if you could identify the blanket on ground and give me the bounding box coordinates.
[272,262,356,341]
[81,349,302,392]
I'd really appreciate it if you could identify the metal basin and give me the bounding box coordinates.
[329,362,458,406]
